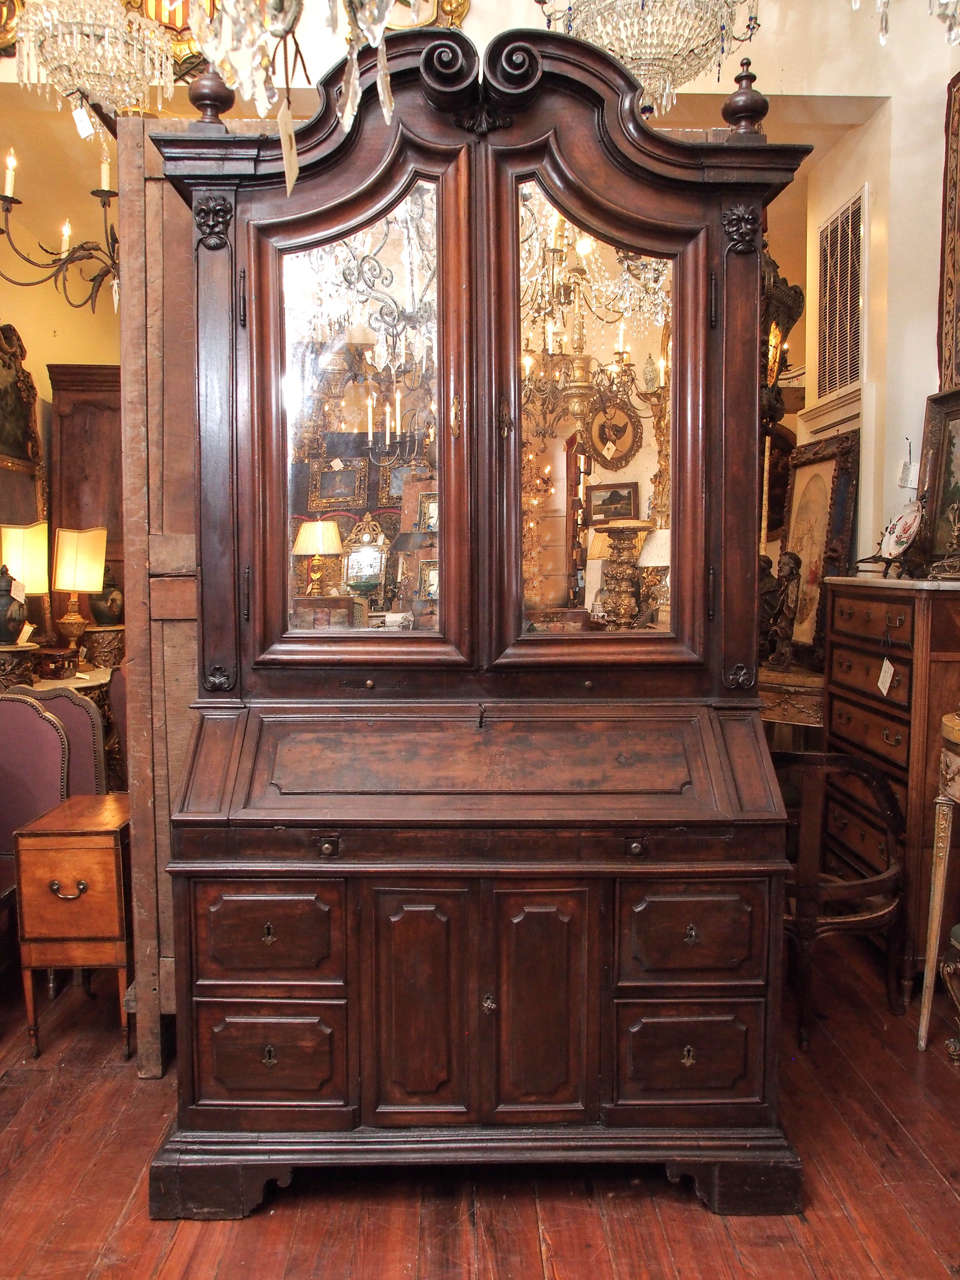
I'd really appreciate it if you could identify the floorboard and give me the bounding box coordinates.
[0,938,956,1279]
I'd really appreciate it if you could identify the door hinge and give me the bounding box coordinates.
[242,565,251,621]
[238,267,247,328]
[709,272,718,329]
[707,565,716,621]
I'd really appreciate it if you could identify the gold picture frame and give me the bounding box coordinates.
[386,0,470,30]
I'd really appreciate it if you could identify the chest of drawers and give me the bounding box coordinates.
[825,578,960,991]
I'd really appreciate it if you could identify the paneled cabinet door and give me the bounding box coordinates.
[366,881,596,1127]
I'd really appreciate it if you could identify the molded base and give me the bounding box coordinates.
[149,1123,802,1219]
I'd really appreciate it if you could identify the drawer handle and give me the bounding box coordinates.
[682,923,700,946]
[262,921,278,946]
[681,1045,696,1068]
[48,879,87,901]
[481,993,497,1015]
[881,728,903,747]
[837,605,855,621]
[836,658,853,673]
[891,673,903,689]
[837,711,853,727]
[885,612,905,629]
[628,837,648,857]
[261,1044,278,1068]
[834,816,848,832]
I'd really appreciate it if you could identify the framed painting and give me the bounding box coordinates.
[307,458,369,513]
[912,388,960,574]
[583,400,643,471]
[417,491,439,533]
[417,558,439,600]
[585,481,639,527]
[782,428,860,668]
[0,324,45,529]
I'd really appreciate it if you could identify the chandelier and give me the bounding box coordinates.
[534,0,759,115]
[850,0,960,45]
[0,149,119,313]
[16,0,175,115]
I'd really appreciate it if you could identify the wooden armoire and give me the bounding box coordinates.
[149,30,809,1219]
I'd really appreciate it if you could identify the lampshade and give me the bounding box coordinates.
[638,527,672,568]
[0,520,48,594]
[292,520,343,557]
[52,526,107,594]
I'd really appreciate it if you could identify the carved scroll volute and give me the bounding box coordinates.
[420,32,480,116]
[193,185,240,696]
[483,35,543,113]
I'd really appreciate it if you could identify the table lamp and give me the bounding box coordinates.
[52,526,107,651]
[292,519,343,595]
[0,520,49,644]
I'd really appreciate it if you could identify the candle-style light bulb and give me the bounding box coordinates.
[100,154,110,192]
[385,402,392,444]
[60,219,72,256]
[617,321,625,351]
[3,149,16,199]
[658,356,666,387]
[394,387,402,436]
[367,395,374,445]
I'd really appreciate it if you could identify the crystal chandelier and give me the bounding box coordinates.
[534,0,759,115]
[16,0,174,115]
[850,0,960,45]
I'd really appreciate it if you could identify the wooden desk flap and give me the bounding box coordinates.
[174,703,783,826]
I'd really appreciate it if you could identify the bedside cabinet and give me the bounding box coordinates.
[824,577,960,995]
[15,793,132,1057]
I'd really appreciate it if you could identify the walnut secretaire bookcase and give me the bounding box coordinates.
[148,30,810,1219]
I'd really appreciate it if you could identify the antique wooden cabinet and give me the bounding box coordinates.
[149,30,809,1219]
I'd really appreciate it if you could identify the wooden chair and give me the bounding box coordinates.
[9,684,106,796]
[772,750,905,1049]
[0,694,69,973]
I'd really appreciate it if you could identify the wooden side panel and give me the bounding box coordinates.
[369,887,477,1124]
[491,887,590,1120]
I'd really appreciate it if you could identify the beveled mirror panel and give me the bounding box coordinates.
[283,181,440,633]
[517,182,673,636]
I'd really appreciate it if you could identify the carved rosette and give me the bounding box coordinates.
[204,664,235,692]
[195,196,234,251]
[723,663,757,690]
[722,204,761,256]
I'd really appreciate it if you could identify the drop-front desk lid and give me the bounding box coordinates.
[175,701,785,827]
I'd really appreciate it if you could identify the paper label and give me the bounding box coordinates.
[878,657,895,697]
[602,440,617,460]
[16,621,34,645]
[329,457,344,471]
[10,578,25,604]
[72,103,95,140]
[278,100,300,197]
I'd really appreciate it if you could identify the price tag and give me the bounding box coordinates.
[278,99,300,197]
[877,657,895,697]
[602,440,617,461]
[16,621,34,645]
[10,578,25,604]
[329,458,344,471]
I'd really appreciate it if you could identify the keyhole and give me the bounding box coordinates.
[261,1044,278,1068]
[681,1044,696,1068]
[683,923,699,946]
[262,921,277,946]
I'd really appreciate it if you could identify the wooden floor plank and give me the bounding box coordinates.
[415,1174,478,1280]
[535,1171,617,1280]
[592,1170,678,1280]
[474,1169,546,1280]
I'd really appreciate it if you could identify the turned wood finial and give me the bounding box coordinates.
[189,64,236,127]
[721,58,769,142]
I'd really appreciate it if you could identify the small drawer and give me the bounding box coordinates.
[194,880,345,986]
[831,594,914,648]
[828,770,908,829]
[615,999,763,1102]
[621,829,757,863]
[194,1000,348,1104]
[825,798,892,875]
[618,880,768,984]
[17,844,123,940]
[829,697,909,770]
[830,644,911,710]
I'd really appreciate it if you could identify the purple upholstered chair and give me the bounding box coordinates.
[9,685,106,796]
[0,693,69,969]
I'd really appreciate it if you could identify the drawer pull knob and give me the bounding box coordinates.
[261,1044,278,1068]
[48,879,87,901]
[319,841,336,857]
[628,837,648,857]
[481,993,497,1015]
[683,923,700,946]
[885,612,905,629]
[261,921,277,946]
[891,673,903,689]
[881,728,903,747]
[681,1044,696,1068]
